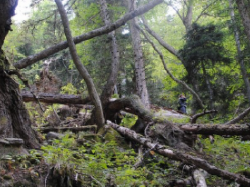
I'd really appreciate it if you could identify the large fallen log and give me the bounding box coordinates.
[178,123,250,135]
[107,121,250,186]
[37,125,97,133]
[21,91,90,105]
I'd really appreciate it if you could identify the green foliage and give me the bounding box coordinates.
[120,114,138,128]
[60,83,78,95]
[200,135,250,173]
[40,133,173,186]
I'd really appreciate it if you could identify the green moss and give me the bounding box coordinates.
[0,117,8,125]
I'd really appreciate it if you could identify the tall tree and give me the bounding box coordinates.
[0,0,39,148]
[229,0,250,105]
[127,0,150,109]
[236,0,250,45]
[99,0,120,106]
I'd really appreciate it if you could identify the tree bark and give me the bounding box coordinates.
[127,0,150,109]
[107,120,250,186]
[178,123,250,135]
[99,0,120,106]
[55,0,105,129]
[229,0,250,105]
[38,126,97,133]
[14,0,164,70]
[0,0,40,148]
[21,91,90,104]
[236,0,250,47]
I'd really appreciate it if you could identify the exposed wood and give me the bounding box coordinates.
[55,0,105,129]
[225,107,250,125]
[38,126,97,133]
[21,91,90,104]
[14,0,164,69]
[107,120,250,186]
[193,169,208,187]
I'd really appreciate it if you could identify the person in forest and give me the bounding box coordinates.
[178,94,187,114]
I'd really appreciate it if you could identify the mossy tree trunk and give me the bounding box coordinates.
[0,0,40,148]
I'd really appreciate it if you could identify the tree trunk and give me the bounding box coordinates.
[21,91,90,104]
[229,0,250,105]
[0,0,40,148]
[99,0,120,107]
[236,0,250,46]
[55,0,105,129]
[201,61,214,109]
[127,0,150,109]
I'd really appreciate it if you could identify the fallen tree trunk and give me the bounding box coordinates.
[38,125,97,133]
[178,123,250,135]
[21,91,90,105]
[107,121,250,186]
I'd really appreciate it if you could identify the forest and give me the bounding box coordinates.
[1,0,250,186]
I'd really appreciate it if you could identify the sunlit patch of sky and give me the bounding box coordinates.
[13,0,32,23]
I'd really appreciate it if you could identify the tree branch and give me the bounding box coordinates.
[141,16,179,58]
[136,23,204,109]
[225,107,250,125]
[14,0,164,69]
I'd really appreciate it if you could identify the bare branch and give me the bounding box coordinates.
[191,110,217,124]
[141,16,179,58]
[225,107,250,125]
[136,23,204,109]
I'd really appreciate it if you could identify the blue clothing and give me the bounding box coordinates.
[178,97,187,114]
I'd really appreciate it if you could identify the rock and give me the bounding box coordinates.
[45,132,64,141]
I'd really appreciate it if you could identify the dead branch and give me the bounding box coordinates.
[191,110,217,124]
[225,107,250,125]
[107,120,250,186]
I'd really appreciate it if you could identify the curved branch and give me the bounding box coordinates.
[191,110,217,124]
[136,24,204,109]
[14,0,164,69]
[55,0,105,129]
[141,16,179,58]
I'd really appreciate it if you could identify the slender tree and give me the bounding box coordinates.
[54,0,105,129]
